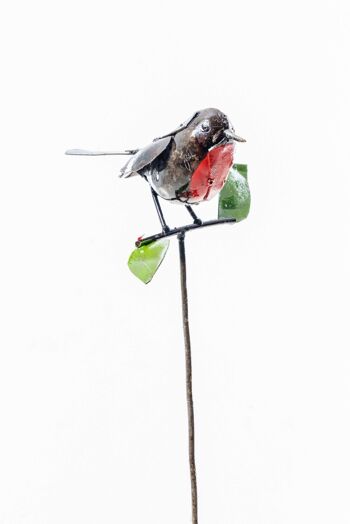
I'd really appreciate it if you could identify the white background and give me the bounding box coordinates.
[0,1,349,523]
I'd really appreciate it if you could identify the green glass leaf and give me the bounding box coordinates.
[128,238,170,284]
[218,164,250,221]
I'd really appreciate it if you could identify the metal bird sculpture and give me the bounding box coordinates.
[66,108,246,232]
[66,108,250,524]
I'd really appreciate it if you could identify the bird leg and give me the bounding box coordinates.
[185,205,202,225]
[151,188,170,233]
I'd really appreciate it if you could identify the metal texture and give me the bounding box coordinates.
[151,188,170,232]
[153,110,199,140]
[185,204,202,225]
[65,149,137,156]
[136,218,236,247]
[120,137,172,178]
[66,108,246,208]
[119,108,245,203]
[178,232,198,524]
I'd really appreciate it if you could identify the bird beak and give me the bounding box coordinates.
[233,133,246,142]
[224,129,247,143]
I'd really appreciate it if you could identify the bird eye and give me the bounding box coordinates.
[201,122,210,132]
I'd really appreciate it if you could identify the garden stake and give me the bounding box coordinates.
[66,107,250,522]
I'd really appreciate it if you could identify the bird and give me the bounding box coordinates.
[66,108,246,232]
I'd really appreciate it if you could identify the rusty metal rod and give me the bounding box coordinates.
[178,231,198,524]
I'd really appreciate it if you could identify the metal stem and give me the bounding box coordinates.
[136,218,236,247]
[178,232,198,524]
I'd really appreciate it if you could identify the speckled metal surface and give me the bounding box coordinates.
[120,108,245,204]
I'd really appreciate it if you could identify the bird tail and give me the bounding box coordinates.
[65,149,138,157]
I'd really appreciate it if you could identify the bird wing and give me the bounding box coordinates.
[120,136,172,178]
[153,111,199,140]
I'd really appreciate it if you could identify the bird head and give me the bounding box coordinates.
[191,108,246,150]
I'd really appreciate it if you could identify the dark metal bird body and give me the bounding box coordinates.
[120,108,245,205]
[66,108,245,231]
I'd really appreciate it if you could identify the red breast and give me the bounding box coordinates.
[178,143,234,204]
